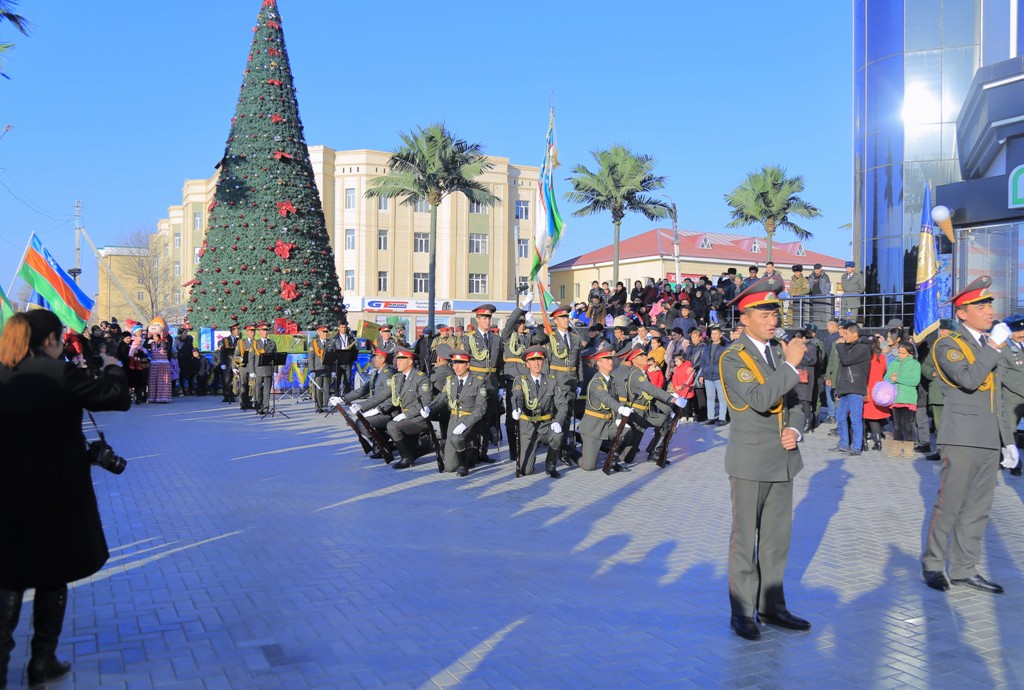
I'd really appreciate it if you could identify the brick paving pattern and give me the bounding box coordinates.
[5,396,1024,688]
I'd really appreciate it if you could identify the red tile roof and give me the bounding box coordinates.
[549,228,848,272]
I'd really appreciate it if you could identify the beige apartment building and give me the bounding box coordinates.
[93,246,149,324]
[146,146,542,331]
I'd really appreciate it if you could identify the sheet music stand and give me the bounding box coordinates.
[260,352,291,419]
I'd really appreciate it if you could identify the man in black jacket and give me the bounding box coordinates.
[833,322,871,455]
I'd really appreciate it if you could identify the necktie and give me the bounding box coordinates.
[533,377,541,397]
[980,334,987,349]
[564,332,571,350]
[457,378,464,396]
[764,343,776,370]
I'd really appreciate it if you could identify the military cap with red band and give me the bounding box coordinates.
[450,349,471,363]
[473,304,497,316]
[949,275,994,307]
[379,325,392,332]
[550,304,571,318]
[586,342,616,360]
[372,347,391,358]
[727,276,784,311]
[394,346,414,359]
[524,345,547,361]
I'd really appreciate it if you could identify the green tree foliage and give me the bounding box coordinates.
[723,165,822,264]
[0,0,30,80]
[366,123,499,330]
[565,146,671,286]
[189,0,344,329]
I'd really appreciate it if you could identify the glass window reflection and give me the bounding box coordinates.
[903,50,942,125]
[867,0,905,63]
[905,0,941,52]
[942,46,976,122]
[943,0,977,48]
[904,124,942,162]
[867,56,904,133]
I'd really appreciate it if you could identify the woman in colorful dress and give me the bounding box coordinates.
[145,317,173,403]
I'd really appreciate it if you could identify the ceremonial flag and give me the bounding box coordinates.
[530,108,565,282]
[26,289,51,311]
[0,283,14,331]
[15,233,94,332]
[914,184,940,342]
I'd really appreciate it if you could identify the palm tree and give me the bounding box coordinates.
[366,123,499,330]
[565,146,671,286]
[723,165,822,264]
[0,1,30,80]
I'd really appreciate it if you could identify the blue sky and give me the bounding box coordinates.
[0,0,853,300]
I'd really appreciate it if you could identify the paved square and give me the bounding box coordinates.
[6,396,1024,688]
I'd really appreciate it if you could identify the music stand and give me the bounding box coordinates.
[260,352,291,420]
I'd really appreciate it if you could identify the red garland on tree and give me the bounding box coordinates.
[274,239,296,259]
[280,280,299,301]
[272,150,293,160]
[271,113,285,123]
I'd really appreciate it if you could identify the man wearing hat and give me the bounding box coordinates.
[218,324,240,403]
[383,346,436,469]
[331,322,358,396]
[719,276,809,641]
[237,324,258,410]
[375,325,397,354]
[788,265,810,327]
[546,303,584,460]
[809,264,832,325]
[501,292,538,463]
[308,325,335,413]
[579,343,632,472]
[253,323,277,415]
[338,346,397,459]
[432,325,459,354]
[740,265,760,291]
[999,314,1024,476]
[510,346,571,477]
[463,304,504,458]
[613,345,687,464]
[430,349,489,476]
[922,276,1015,594]
[840,261,864,323]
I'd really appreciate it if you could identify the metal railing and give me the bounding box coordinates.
[780,292,919,330]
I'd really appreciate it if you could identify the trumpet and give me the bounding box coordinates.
[232,369,241,397]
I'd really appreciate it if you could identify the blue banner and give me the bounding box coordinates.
[914,183,940,339]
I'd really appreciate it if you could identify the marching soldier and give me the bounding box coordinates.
[510,346,570,478]
[998,314,1024,477]
[719,276,809,641]
[331,321,358,395]
[614,346,687,465]
[237,323,257,410]
[218,323,240,403]
[384,346,437,469]
[308,325,334,413]
[579,343,632,472]
[340,347,396,459]
[431,349,489,476]
[923,277,1016,595]
[463,304,503,459]
[252,322,277,415]
[546,304,584,460]
[501,292,537,464]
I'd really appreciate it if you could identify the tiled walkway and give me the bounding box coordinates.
[6,396,1023,688]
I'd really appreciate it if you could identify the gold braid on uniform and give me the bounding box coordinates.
[931,333,995,412]
[718,345,785,435]
[389,375,401,407]
[254,340,266,356]
[312,339,324,359]
[446,377,459,411]
[548,331,568,360]
[507,332,525,357]
[468,333,489,362]
[518,376,540,411]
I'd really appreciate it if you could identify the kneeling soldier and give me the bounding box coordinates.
[579,343,632,472]
[385,346,437,469]
[342,347,396,460]
[431,349,489,476]
[614,346,687,464]
[511,346,570,478]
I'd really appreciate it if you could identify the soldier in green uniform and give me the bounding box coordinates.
[998,314,1024,477]
[546,304,584,462]
[237,324,257,410]
[501,292,537,464]
[384,347,438,469]
[922,276,1016,595]
[429,344,454,438]
[431,349,489,476]
[719,276,809,641]
[338,346,396,459]
[840,261,864,323]
[463,304,503,460]
[308,325,334,413]
[788,264,810,328]
[614,346,687,464]
[919,318,956,460]
[432,325,459,354]
[252,323,277,415]
[510,346,570,478]
[579,343,631,473]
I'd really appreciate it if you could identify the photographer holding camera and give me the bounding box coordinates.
[0,309,131,688]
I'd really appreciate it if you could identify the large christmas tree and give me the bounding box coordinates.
[188,0,344,329]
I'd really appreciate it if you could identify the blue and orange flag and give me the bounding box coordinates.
[914,183,940,341]
[16,233,94,332]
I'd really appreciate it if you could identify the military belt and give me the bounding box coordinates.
[450,409,474,416]
[521,413,553,422]
[584,409,612,420]
[505,357,523,364]
[549,364,572,372]
[469,365,496,373]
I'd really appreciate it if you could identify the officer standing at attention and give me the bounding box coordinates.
[922,276,1016,594]
[840,261,864,323]
[218,324,240,403]
[308,325,333,413]
[510,346,570,478]
[719,276,809,641]
[463,304,503,459]
[997,314,1024,477]
[237,324,257,410]
[253,322,277,415]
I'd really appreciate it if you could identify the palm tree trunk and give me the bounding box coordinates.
[765,220,776,264]
[427,204,438,331]
[612,219,621,287]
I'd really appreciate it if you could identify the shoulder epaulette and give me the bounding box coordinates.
[475,375,484,381]
[947,332,962,340]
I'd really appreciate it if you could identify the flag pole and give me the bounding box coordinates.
[7,231,35,300]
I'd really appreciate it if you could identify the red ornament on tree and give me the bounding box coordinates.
[273,239,296,259]
[280,280,299,301]
[276,200,297,217]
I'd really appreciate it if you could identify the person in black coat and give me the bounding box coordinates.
[0,310,131,687]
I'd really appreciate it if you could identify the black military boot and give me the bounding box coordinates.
[27,586,71,687]
[544,448,560,478]
[0,588,24,690]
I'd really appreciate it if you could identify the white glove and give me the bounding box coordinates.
[329,396,342,408]
[520,290,534,307]
[393,413,407,422]
[420,407,430,418]
[220,364,227,370]
[673,396,688,409]
[512,409,521,420]
[990,322,1012,346]
[618,406,632,417]
[550,422,562,434]
[1001,445,1020,468]
[349,403,361,413]
[363,407,380,418]
[452,423,467,436]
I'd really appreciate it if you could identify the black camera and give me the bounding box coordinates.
[86,431,127,475]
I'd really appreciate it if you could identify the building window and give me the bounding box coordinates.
[413,198,430,213]
[174,291,181,304]
[378,271,388,292]
[173,261,181,277]
[377,229,388,251]
[698,235,712,250]
[345,228,355,250]
[377,196,389,211]
[413,272,429,293]
[194,248,201,265]
[345,188,356,209]
[193,212,202,230]
[164,244,169,257]
[137,276,144,285]
[517,238,529,259]
[468,233,489,254]
[515,200,530,220]
[517,276,529,291]
[173,233,181,249]
[136,292,145,301]
[414,232,429,253]
[344,270,355,291]
[469,200,488,214]
[469,273,487,294]
[561,285,566,300]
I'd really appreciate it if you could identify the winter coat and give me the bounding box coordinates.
[0,356,131,590]
[884,356,921,406]
[699,338,730,382]
[863,352,892,421]
[835,339,871,396]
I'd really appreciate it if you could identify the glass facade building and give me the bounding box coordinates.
[853,0,1023,297]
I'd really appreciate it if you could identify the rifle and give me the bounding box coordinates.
[656,405,687,468]
[602,413,631,475]
[331,401,374,455]
[355,410,391,456]
[425,418,444,473]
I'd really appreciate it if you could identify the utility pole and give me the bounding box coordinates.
[69,200,83,284]
[662,194,680,283]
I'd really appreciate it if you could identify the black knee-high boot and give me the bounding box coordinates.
[0,588,24,690]
[27,585,71,686]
